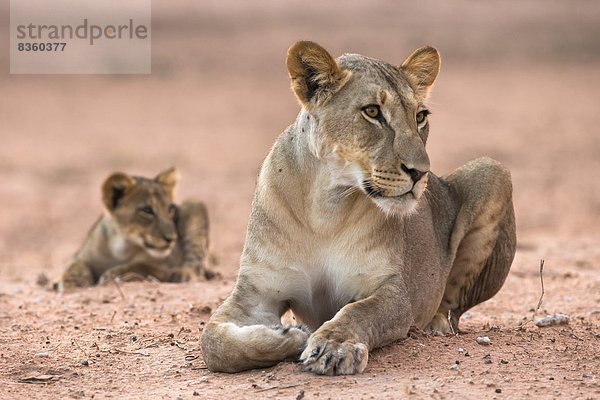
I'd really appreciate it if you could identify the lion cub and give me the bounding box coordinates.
[61,167,212,289]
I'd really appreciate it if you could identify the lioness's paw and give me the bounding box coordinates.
[271,324,311,352]
[300,336,368,375]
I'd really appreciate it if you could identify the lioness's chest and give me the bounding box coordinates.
[287,237,396,329]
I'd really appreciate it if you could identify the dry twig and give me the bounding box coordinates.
[113,280,127,302]
[535,259,545,313]
[71,338,90,358]
[255,383,307,392]
[447,310,456,336]
[110,348,150,357]
[517,259,545,329]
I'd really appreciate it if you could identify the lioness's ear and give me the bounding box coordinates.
[155,167,180,199]
[400,46,441,99]
[287,41,349,109]
[102,172,135,211]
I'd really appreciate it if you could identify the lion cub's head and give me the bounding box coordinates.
[101,167,180,258]
[287,41,440,215]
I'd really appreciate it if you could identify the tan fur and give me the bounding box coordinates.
[201,42,516,375]
[401,46,441,99]
[61,167,213,289]
[287,41,351,109]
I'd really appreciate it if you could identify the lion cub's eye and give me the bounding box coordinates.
[416,110,430,125]
[139,206,154,216]
[362,105,381,119]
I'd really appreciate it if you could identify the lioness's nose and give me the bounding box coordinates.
[401,163,426,183]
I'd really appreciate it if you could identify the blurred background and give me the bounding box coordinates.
[1,0,599,282]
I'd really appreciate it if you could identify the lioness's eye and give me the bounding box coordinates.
[416,110,430,125]
[362,105,381,119]
[140,206,154,216]
[168,204,177,217]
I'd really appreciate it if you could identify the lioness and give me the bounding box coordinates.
[201,41,516,375]
[61,167,213,289]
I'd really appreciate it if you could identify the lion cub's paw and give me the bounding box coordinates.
[425,312,454,335]
[98,270,146,285]
[300,336,368,375]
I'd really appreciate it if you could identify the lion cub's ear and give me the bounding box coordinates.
[102,172,135,211]
[155,167,180,200]
[287,41,349,109]
[400,46,441,99]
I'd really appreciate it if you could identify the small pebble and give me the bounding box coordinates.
[193,392,200,396]
[36,273,49,287]
[450,361,460,370]
[476,336,491,345]
[175,397,183,400]
[483,354,493,364]
[80,359,89,366]
[500,359,509,364]
[534,313,570,327]
[495,388,502,394]
[35,352,49,358]
[199,376,209,383]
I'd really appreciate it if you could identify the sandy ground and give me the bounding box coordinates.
[1,1,599,399]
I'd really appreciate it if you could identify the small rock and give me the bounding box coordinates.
[476,336,492,345]
[175,397,183,400]
[193,392,200,397]
[296,390,305,400]
[199,376,209,383]
[201,305,212,314]
[500,359,509,364]
[450,361,460,370]
[80,359,89,366]
[36,273,50,287]
[35,352,49,358]
[534,313,570,327]
[495,388,502,394]
[483,354,493,364]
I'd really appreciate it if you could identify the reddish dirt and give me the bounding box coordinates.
[1,1,599,399]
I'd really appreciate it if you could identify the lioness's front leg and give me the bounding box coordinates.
[302,279,412,375]
[201,271,310,373]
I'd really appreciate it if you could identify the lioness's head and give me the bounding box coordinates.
[101,167,180,258]
[287,41,440,215]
